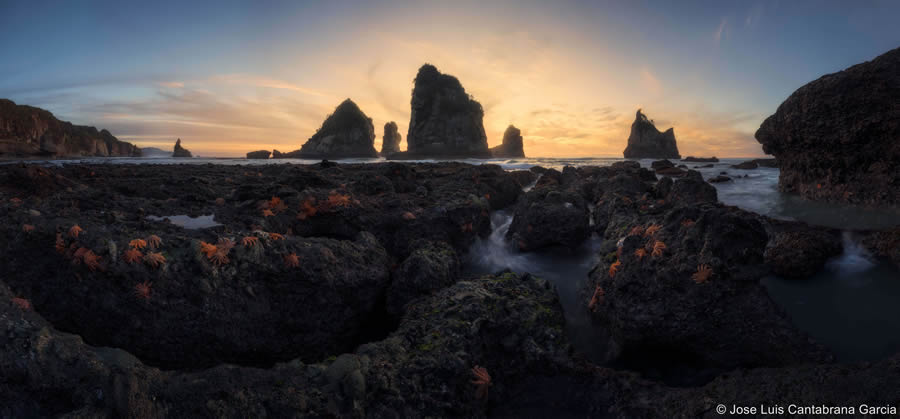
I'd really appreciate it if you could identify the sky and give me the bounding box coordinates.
[1,0,898,158]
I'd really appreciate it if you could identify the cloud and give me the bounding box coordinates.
[639,69,663,95]
[158,81,184,88]
[210,74,331,98]
[714,18,727,45]
[745,4,764,28]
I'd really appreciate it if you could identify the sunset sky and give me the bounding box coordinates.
[2,1,898,157]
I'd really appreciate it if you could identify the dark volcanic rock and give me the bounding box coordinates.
[386,240,460,317]
[298,99,377,159]
[751,158,778,168]
[506,186,591,251]
[172,138,192,158]
[490,125,526,158]
[404,64,490,158]
[0,98,141,157]
[245,150,271,159]
[682,156,719,163]
[650,159,674,170]
[622,109,680,159]
[380,121,402,155]
[731,160,758,169]
[765,229,842,278]
[708,175,731,183]
[755,47,900,206]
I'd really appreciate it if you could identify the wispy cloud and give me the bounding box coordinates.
[714,18,728,45]
[745,4,764,28]
[210,74,331,98]
[639,68,663,95]
[158,81,184,88]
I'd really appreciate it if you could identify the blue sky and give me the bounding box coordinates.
[1,0,898,156]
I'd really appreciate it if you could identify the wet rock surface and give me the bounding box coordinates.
[2,161,898,417]
[755,47,900,206]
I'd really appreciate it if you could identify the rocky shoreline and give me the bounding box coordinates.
[2,161,899,417]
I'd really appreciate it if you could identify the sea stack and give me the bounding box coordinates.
[755,47,900,206]
[246,150,271,159]
[381,121,402,155]
[0,99,141,157]
[622,109,680,159]
[173,139,192,158]
[490,125,526,158]
[401,64,490,158]
[297,99,377,159]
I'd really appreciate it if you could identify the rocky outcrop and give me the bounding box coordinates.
[765,228,842,278]
[400,64,490,158]
[0,99,141,157]
[622,109,680,159]
[297,99,377,159]
[490,125,526,158]
[172,138,192,158]
[755,47,900,206]
[246,150,271,159]
[380,121,401,155]
[682,156,718,163]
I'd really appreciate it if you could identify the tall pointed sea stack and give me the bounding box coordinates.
[173,138,192,158]
[403,64,490,158]
[490,125,526,158]
[298,99,377,159]
[622,109,680,159]
[381,121,401,155]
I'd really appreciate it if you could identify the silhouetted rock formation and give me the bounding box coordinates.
[400,64,489,158]
[297,99,377,159]
[682,156,718,163]
[140,147,171,158]
[380,121,401,155]
[622,109,680,159]
[172,139,192,158]
[246,150,271,159]
[0,99,141,157]
[755,47,900,206]
[490,125,525,158]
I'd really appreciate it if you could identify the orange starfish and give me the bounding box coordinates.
[609,260,622,278]
[325,192,351,209]
[692,264,713,284]
[461,222,474,233]
[55,233,66,253]
[471,366,492,400]
[147,234,162,249]
[284,252,300,268]
[123,248,143,264]
[297,197,317,220]
[134,281,152,300]
[266,196,287,213]
[634,248,648,260]
[11,297,31,310]
[628,226,644,236]
[215,197,226,206]
[207,238,234,266]
[242,236,260,247]
[651,240,667,257]
[199,241,218,259]
[10,197,23,207]
[402,211,416,220]
[588,285,605,311]
[262,209,275,217]
[69,224,84,238]
[82,250,102,271]
[129,238,148,250]
[22,224,35,233]
[644,224,662,237]
[143,252,166,269]
[681,219,695,228]
[269,232,285,241]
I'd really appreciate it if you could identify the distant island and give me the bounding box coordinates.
[622,109,680,159]
[0,99,141,158]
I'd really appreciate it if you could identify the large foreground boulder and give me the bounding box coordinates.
[490,125,526,158]
[0,98,141,157]
[403,64,490,158]
[755,47,900,206]
[298,99,378,159]
[623,109,680,159]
